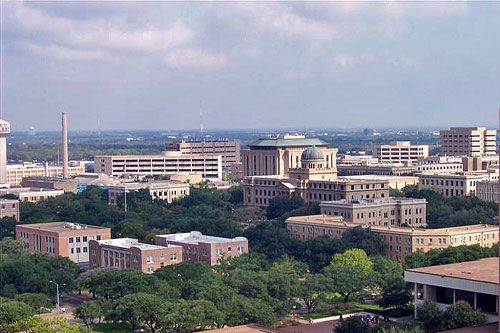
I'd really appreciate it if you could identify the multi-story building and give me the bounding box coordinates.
[107,181,190,205]
[243,146,389,207]
[16,222,111,263]
[6,163,85,187]
[0,120,10,185]
[405,258,499,322]
[373,141,429,163]
[337,162,463,176]
[286,215,498,262]
[165,140,240,170]
[341,175,418,190]
[417,171,498,197]
[477,181,500,204]
[154,231,248,266]
[0,187,65,203]
[440,127,497,157]
[0,199,20,222]
[320,197,427,227]
[94,152,222,181]
[241,134,338,177]
[89,238,182,274]
[21,174,120,194]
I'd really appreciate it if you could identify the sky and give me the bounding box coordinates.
[1,1,500,131]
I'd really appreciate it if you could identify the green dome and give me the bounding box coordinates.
[301,146,324,161]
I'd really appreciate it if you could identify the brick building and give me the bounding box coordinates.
[155,231,248,265]
[0,199,20,222]
[89,238,182,274]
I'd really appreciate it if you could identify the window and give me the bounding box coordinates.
[96,235,101,240]
[237,246,244,254]
[76,237,81,243]
[76,248,81,253]
[227,247,232,252]
[83,247,88,253]
[83,236,88,242]
[216,248,222,256]
[146,256,153,263]
[170,253,177,261]
[69,237,74,243]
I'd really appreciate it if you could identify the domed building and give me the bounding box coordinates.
[288,145,337,182]
[300,146,325,169]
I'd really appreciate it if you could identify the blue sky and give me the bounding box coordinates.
[2,1,499,131]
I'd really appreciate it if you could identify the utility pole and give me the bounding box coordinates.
[49,281,64,313]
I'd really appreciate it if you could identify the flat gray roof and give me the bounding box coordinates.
[157,231,247,245]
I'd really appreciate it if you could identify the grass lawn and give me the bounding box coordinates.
[91,323,133,333]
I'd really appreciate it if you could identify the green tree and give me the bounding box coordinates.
[6,316,89,333]
[331,249,373,272]
[0,300,33,327]
[112,293,167,332]
[14,293,52,314]
[378,276,412,309]
[266,196,306,219]
[298,273,327,313]
[416,300,443,331]
[74,300,104,326]
[371,255,403,282]
[342,227,387,256]
[441,301,486,330]
[334,316,371,333]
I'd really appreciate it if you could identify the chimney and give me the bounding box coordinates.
[61,112,69,179]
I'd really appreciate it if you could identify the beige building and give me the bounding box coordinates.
[94,152,222,181]
[342,175,418,190]
[0,199,20,222]
[440,127,497,157]
[338,162,463,176]
[89,238,182,274]
[243,146,389,207]
[242,134,337,177]
[6,163,85,187]
[21,174,120,194]
[0,187,65,203]
[477,181,499,204]
[107,181,190,205]
[286,215,498,262]
[373,141,429,163]
[320,197,427,227]
[417,171,498,197]
[155,231,248,266]
[165,140,240,170]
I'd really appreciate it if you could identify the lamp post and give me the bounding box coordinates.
[49,281,65,312]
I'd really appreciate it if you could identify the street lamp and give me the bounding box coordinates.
[49,281,66,312]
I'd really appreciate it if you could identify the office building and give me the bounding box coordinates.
[440,127,497,157]
[286,215,498,262]
[341,175,418,190]
[0,187,65,203]
[337,161,463,177]
[6,163,86,187]
[320,197,427,227]
[243,146,389,207]
[21,173,120,194]
[417,171,498,197]
[241,134,338,177]
[373,141,429,163]
[165,139,240,170]
[107,181,190,205]
[477,181,500,204]
[16,222,111,263]
[405,258,499,322]
[94,152,222,181]
[0,120,10,185]
[154,231,248,266]
[89,238,182,274]
[0,199,20,222]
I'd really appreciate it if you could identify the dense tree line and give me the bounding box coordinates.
[392,185,497,228]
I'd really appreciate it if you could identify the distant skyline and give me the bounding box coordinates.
[2,2,499,131]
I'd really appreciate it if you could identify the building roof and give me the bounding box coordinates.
[320,197,427,207]
[17,222,109,233]
[110,181,189,191]
[406,257,498,284]
[301,146,324,161]
[248,137,328,148]
[157,231,247,245]
[95,238,175,250]
[0,198,19,203]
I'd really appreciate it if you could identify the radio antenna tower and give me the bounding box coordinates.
[199,100,204,139]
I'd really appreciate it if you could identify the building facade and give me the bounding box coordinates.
[107,181,190,205]
[165,140,240,170]
[89,238,182,274]
[373,141,429,163]
[417,171,498,197]
[320,197,427,227]
[154,231,248,266]
[6,163,86,187]
[94,152,222,181]
[241,134,338,177]
[341,175,418,190]
[405,258,499,322]
[0,187,65,203]
[337,162,463,177]
[0,199,20,222]
[286,215,498,262]
[243,146,389,207]
[477,181,500,204]
[440,127,497,157]
[0,120,10,185]
[16,222,111,263]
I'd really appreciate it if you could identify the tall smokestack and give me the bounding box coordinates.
[62,112,69,179]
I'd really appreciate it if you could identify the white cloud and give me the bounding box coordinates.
[333,54,355,68]
[165,49,228,70]
[20,41,113,62]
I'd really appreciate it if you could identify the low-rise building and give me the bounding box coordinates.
[373,141,429,163]
[21,173,120,194]
[6,162,85,187]
[337,162,463,176]
[0,187,65,202]
[320,197,427,227]
[477,181,500,204]
[107,181,190,205]
[404,258,499,321]
[286,215,498,262]
[16,222,111,263]
[417,171,498,197]
[155,231,248,265]
[0,199,20,222]
[341,175,418,190]
[89,238,182,274]
[94,152,222,181]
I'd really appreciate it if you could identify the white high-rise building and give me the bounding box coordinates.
[0,120,10,185]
